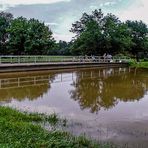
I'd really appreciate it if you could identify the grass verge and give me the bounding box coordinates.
[0,106,113,148]
[129,61,148,68]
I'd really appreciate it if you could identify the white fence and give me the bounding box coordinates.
[0,56,131,64]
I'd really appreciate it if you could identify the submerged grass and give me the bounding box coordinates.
[0,106,113,148]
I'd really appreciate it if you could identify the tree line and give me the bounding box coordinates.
[0,10,148,58]
[70,9,148,59]
[0,12,56,55]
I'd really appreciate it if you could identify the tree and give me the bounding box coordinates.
[70,9,133,56]
[70,9,105,55]
[71,20,103,55]
[126,20,148,58]
[71,9,103,37]
[102,14,133,55]
[25,19,55,55]
[0,12,56,55]
[50,40,71,55]
[7,17,56,55]
[7,17,28,55]
[0,12,13,55]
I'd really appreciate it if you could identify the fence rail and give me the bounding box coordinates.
[0,56,131,64]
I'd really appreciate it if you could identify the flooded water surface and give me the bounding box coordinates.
[0,67,148,147]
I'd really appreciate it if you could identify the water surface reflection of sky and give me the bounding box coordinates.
[0,68,147,120]
[1,68,148,146]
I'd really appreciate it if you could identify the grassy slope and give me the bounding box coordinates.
[0,107,112,148]
[130,61,148,68]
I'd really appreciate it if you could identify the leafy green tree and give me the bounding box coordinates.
[70,9,105,55]
[126,20,148,58]
[71,20,103,55]
[0,12,13,55]
[70,10,133,56]
[7,17,28,55]
[25,19,55,55]
[7,17,55,55]
[50,40,71,55]
[0,12,56,55]
[71,9,103,37]
[103,14,133,55]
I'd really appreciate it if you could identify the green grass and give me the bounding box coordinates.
[129,61,148,68]
[0,106,113,148]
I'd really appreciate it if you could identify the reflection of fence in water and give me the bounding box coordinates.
[0,73,77,90]
[77,68,129,79]
[0,68,130,90]
[0,75,51,89]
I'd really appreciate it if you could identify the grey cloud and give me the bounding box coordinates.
[4,0,124,40]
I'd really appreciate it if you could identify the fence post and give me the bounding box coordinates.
[11,57,13,64]
[35,56,37,63]
[18,57,20,63]
[18,78,20,87]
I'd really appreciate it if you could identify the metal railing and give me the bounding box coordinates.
[0,56,131,64]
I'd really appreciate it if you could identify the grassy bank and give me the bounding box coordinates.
[0,106,112,148]
[129,61,148,68]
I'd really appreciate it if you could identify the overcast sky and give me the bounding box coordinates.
[0,0,147,41]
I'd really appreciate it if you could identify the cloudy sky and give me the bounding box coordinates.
[0,0,147,41]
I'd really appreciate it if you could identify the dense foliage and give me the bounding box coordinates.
[0,12,55,55]
[70,9,148,58]
[49,40,72,55]
[0,10,148,57]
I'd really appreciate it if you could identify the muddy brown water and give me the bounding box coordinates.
[0,67,148,147]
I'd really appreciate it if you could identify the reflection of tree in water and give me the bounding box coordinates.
[70,68,148,113]
[0,73,56,103]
